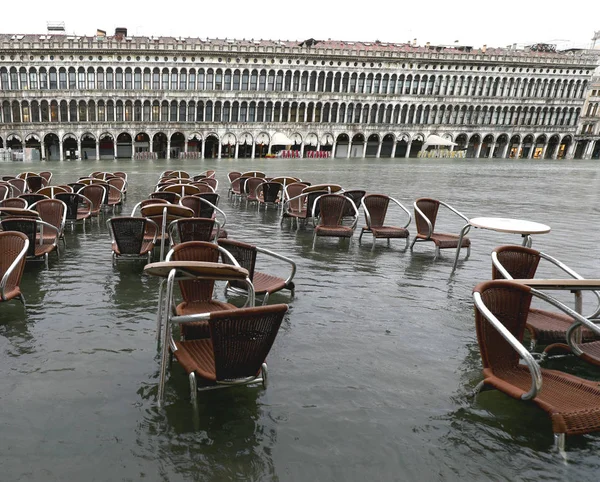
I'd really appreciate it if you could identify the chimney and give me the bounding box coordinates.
[115,27,127,40]
[482,44,487,53]
[413,38,417,46]
[96,29,106,37]
[426,41,430,48]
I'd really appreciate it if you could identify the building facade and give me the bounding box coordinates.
[0,31,599,161]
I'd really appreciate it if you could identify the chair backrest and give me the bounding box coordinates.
[414,198,440,236]
[218,239,257,283]
[363,194,390,228]
[113,171,128,181]
[492,245,541,280]
[80,185,105,213]
[200,177,218,190]
[0,198,28,209]
[0,231,28,297]
[37,186,69,198]
[55,193,84,220]
[260,182,283,203]
[18,193,48,207]
[150,191,180,203]
[343,190,366,216]
[108,177,126,192]
[228,171,242,183]
[7,178,26,196]
[175,218,215,243]
[31,199,66,233]
[39,171,53,183]
[190,182,215,194]
[1,218,38,257]
[317,194,349,227]
[168,241,220,302]
[109,217,150,255]
[0,185,11,200]
[474,280,532,374]
[25,175,46,192]
[180,196,217,218]
[246,177,264,197]
[196,192,220,206]
[285,182,309,202]
[209,304,288,381]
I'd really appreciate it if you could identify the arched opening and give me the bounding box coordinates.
[365,134,380,157]
[134,132,150,154]
[63,134,78,160]
[522,135,534,158]
[238,133,253,158]
[81,133,96,160]
[99,133,114,159]
[255,133,269,158]
[170,132,185,158]
[188,133,202,154]
[558,136,571,159]
[508,135,521,158]
[25,134,42,161]
[533,135,546,159]
[574,140,588,159]
[350,133,365,157]
[395,135,410,158]
[6,134,23,152]
[381,134,395,157]
[44,134,59,160]
[221,133,236,158]
[455,134,468,151]
[494,134,508,158]
[304,133,318,154]
[335,133,349,157]
[409,135,424,157]
[545,135,560,159]
[116,132,132,159]
[467,134,480,158]
[482,134,494,158]
[320,133,334,153]
[153,132,167,158]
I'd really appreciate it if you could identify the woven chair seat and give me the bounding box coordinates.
[34,243,56,257]
[416,231,470,249]
[174,339,218,382]
[484,365,600,436]
[2,287,21,302]
[175,300,236,316]
[253,272,289,295]
[112,239,155,256]
[315,226,354,238]
[527,308,598,345]
[369,226,409,239]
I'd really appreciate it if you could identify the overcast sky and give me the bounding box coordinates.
[1,0,598,50]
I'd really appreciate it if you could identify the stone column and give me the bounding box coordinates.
[59,139,64,161]
[95,142,100,160]
[166,139,171,159]
[41,142,46,161]
[251,142,256,159]
[566,142,576,160]
[488,142,496,158]
[113,140,117,159]
[234,143,239,159]
[516,142,523,159]
[77,138,82,160]
[201,138,206,159]
[218,142,222,159]
[527,143,534,159]
[131,139,135,160]
[184,139,188,153]
[300,142,305,158]
[583,140,594,159]
[390,141,397,158]
[331,140,337,158]
[474,142,482,159]
[405,141,412,158]
[376,141,382,158]
[346,142,351,158]
[551,143,559,160]
[501,142,509,159]
[540,143,548,160]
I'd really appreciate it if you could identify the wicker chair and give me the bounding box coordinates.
[7,178,26,196]
[140,203,194,261]
[78,185,105,217]
[36,186,70,198]
[107,216,159,263]
[169,217,218,244]
[359,194,412,248]
[492,245,600,349]
[149,191,181,204]
[30,199,67,245]
[54,192,92,229]
[256,181,283,210]
[159,301,288,406]
[0,217,60,267]
[218,238,296,304]
[0,184,11,200]
[25,175,48,193]
[18,193,48,207]
[0,198,28,209]
[0,231,29,308]
[473,279,600,450]
[312,194,359,248]
[342,190,366,217]
[245,177,265,205]
[281,188,325,228]
[410,197,471,258]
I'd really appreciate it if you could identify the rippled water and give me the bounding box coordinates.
[2,157,600,481]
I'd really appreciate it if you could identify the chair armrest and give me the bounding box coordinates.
[474,291,542,400]
[256,246,297,285]
[439,201,469,223]
[413,201,433,238]
[389,197,412,228]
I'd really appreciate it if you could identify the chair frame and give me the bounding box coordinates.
[359,194,412,249]
[311,194,359,248]
[1,217,61,268]
[410,198,471,258]
[0,231,29,308]
[107,217,160,263]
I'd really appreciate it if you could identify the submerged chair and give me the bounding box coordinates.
[25,175,48,193]
[492,245,600,349]
[0,198,28,209]
[410,198,471,258]
[359,194,412,248]
[7,178,27,196]
[312,194,359,248]
[140,203,194,261]
[30,199,67,245]
[169,217,218,244]
[1,217,60,267]
[281,188,325,228]
[473,279,600,450]
[149,191,181,204]
[0,231,29,308]
[54,193,92,229]
[18,193,48,207]
[78,185,105,217]
[107,217,159,262]
[256,181,283,210]
[218,238,296,304]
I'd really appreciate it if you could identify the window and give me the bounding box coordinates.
[88,70,95,89]
[125,101,132,121]
[152,103,159,121]
[250,71,257,90]
[143,70,150,90]
[188,71,195,90]
[206,69,214,90]
[153,70,160,89]
[259,71,266,90]
[29,71,37,89]
[215,70,222,90]
[68,69,76,89]
[224,70,231,90]
[78,70,86,89]
[171,71,177,90]
[1,69,9,90]
[115,70,123,89]
[116,102,123,121]
[97,70,104,89]
[107,101,114,121]
[10,69,19,90]
[197,70,204,90]
[98,101,105,121]
[125,70,132,89]
[20,70,29,90]
[134,70,141,89]
[179,71,187,90]
[162,71,169,90]
[49,69,57,89]
[59,69,67,89]
[106,69,114,89]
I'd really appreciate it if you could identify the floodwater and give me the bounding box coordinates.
[2,157,600,481]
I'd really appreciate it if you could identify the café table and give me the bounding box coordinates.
[452,217,551,272]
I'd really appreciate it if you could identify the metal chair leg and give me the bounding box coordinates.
[189,372,198,407]
[261,363,268,388]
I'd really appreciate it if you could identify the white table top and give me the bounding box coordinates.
[469,217,551,235]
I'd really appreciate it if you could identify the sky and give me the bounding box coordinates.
[0,0,598,50]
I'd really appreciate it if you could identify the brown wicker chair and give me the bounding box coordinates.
[281,188,325,228]
[25,175,48,193]
[39,171,53,184]
[359,194,412,249]
[30,199,67,245]
[78,185,105,217]
[256,181,283,210]
[54,192,92,229]
[0,217,60,267]
[473,279,600,450]
[140,203,194,261]
[245,177,264,205]
[169,217,218,244]
[7,178,27,196]
[162,303,288,406]
[312,194,359,248]
[218,238,296,304]
[0,198,28,209]
[492,245,600,349]
[107,216,159,263]
[410,197,471,258]
[18,193,48,207]
[0,184,11,200]
[0,231,29,308]
[37,186,70,198]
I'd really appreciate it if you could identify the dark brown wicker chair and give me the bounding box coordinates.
[218,238,296,304]
[0,198,28,209]
[149,191,181,204]
[281,188,325,228]
[410,197,471,258]
[0,184,11,200]
[78,185,105,217]
[140,203,194,261]
[54,192,92,229]
[312,194,358,248]
[473,279,600,450]
[18,193,48,207]
[30,199,67,245]
[256,181,283,210]
[359,194,412,248]
[166,304,288,405]
[169,217,217,244]
[37,186,70,198]
[107,217,159,263]
[245,177,264,204]
[492,245,600,349]
[0,217,60,267]
[0,231,29,308]
[25,175,48,193]
[7,178,27,196]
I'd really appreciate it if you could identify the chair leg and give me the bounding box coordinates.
[18,293,26,310]
[409,237,418,251]
[404,237,409,250]
[554,433,566,455]
[261,363,268,389]
[189,372,198,407]
[358,229,364,244]
[262,292,270,306]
